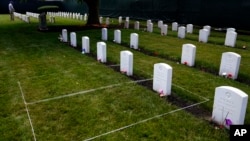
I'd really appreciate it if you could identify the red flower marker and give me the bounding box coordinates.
[184,61,188,65]
[227,73,232,78]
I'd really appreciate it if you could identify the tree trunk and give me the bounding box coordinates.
[84,0,100,26]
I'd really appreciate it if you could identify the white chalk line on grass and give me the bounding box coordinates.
[172,83,210,101]
[26,78,153,105]
[17,81,37,141]
[83,99,209,141]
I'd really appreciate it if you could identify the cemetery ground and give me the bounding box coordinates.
[0,14,249,141]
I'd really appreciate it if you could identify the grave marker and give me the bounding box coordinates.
[203,25,211,36]
[212,86,248,129]
[199,29,209,43]
[130,33,139,49]
[82,36,90,54]
[70,32,77,47]
[124,20,129,29]
[172,22,178,31]
[102,28,108,41]
[181,44,196,67]
[62,29,68,42]
[153,63,173,96]
[134,21,140,30]
[114,29,121,44]
[147,23,153,33]
[161,24,168,35]
[97,42,107,63]
[178,26,186,39]
[118,16,122,25]
[158,20,163,28]
[186,24,193,33]
[99,16,103,24]
[106,17,110,25]
[225,31,237,47]
[120,50,133,76]
[219,52,241,80]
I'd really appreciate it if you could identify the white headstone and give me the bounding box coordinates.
[82,36,90,54]
[99,16,103,24]
[120,50,133,76]
[219,52,241,80]
[62,29,68,42]
[102,28,108,41]
[158,20,163,28]
[172,22,178,31]
[186,24,193,33]
[70,32,77,47]
[147,20,152,27]
[147,23,153,33]
[212,86,248,129]
[203,25,211,36]
[153,63,172,96]
[178,26,186,39]
[130,33,139,49]
[134,21,140,30]
[161,24,168,36]
[114,29,121,44]
[199,29,209,43]
[118,16,122,25]
[97,42,107,63]
[126,17,129,21]
[224,31,237,47]
[124,20,129,29]
[181,44,196,67]
[84,13,88,21]
[106,17,110,25]
[227,28,235,32]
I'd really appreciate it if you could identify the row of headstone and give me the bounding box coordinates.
[26,12,39,18]
[49,16,55,23]
[60,29,248,129]
[13,12,30,23]
[47,11,88,21]
[98,16,238,48]
[180,43,241,79]
[101,28,139,49]
[100,27,241,80]
[153,61,248,129]
[200,25,237,47]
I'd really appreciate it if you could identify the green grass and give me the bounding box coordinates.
[1,14,249,141]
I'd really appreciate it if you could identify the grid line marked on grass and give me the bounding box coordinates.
[83,99,209,141]
[17,81,37,141]
[83,83,210,141]
[25,78,153,105]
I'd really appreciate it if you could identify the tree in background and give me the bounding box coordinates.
[20,0,101,26]
[81,0,100,26]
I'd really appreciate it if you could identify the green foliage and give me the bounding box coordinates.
[37,5,59,12]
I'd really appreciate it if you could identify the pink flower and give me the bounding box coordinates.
[227,74,232,78]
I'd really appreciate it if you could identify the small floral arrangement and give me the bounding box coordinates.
[227,73,233,78]
[121,70,127,74]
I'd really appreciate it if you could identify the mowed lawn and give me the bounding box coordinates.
[1,14,249,141]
